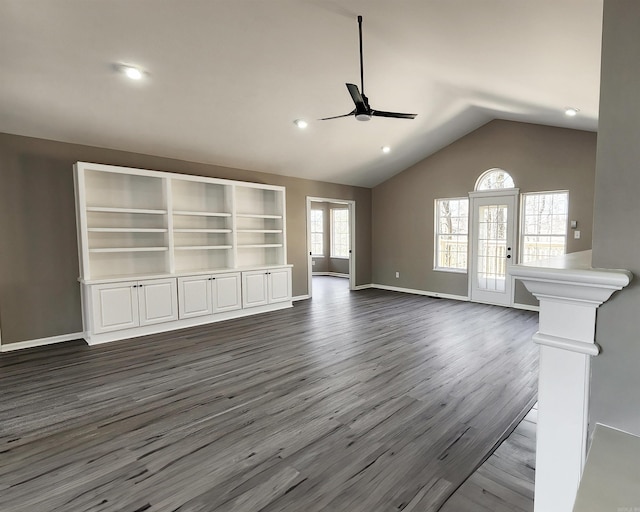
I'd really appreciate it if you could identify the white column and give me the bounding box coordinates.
[511,251,631,512]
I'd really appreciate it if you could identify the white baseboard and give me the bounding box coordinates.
[292,294,310,302]
[372,283,469,302]
[352,283,373,291]
[511,302,540,312]
[312,272,349,278]
[0,332,83,352]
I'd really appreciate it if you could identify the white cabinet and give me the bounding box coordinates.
[177,272,241,319]
[91,278,177,334]
[268,267,292,304]
[242,271,269,308]
[137,278,178,326]
[74,162,292,344]
[91,282,139,333]
[242,268,291,308]
[213,273,242,312]
[178,275,213,319]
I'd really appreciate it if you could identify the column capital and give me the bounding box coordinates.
[511,251,631,307]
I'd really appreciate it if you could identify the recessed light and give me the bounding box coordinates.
[564,107,579,117]
[120,65,143,80]
[382,146,391,154]
[294,119,308,129]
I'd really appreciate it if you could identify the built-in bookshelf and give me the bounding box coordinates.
[74,162,287,281]
[74,162,292,346]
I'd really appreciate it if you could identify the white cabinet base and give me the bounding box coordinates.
[84,300,291,346]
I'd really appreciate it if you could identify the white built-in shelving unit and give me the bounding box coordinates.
[74,162,292,345]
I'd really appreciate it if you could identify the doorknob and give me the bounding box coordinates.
[507,255,511,259]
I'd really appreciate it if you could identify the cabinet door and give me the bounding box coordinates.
[242,271,269,308]
[213,273,242,313]
[138,278,178,326]
[91,282,139,334]
[178,275,213,319]
[268,268,291,303]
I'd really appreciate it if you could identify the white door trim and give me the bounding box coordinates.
[306,196,356,298]
[468,189,519,306]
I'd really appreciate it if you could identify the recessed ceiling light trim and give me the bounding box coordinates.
[564,107,579,117]
[294,119,308,129]
[382,146,391,154]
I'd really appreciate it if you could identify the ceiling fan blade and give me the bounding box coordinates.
[346,83,367,111]
[319,110,356,121]
[371,109,417,119]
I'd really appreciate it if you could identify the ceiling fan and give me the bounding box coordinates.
[321,15,417,122]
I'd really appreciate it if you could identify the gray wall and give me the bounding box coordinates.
[590,0,640,436]
[372,120,597,302]
[0,133,371,345]
[311,201,350,275]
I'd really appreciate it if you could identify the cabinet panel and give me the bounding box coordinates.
[138,278,178,326]
[269,268,291,303]
[92,282,139,333]
[178,276,212,319]
[213,273,242,312]
[242,272,269,308]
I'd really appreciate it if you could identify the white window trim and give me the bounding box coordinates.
[434,196,469,273]
[310,209,324,257]
[330,208,350,259]
[519,190,569,264]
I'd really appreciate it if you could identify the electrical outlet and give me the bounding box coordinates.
[395,271,400,278]
[574,230,581,239]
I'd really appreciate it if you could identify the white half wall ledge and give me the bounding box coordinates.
[510,250,632,512]
[510,250,632,305]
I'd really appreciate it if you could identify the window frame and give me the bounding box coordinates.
[330,208,350,259]
[519,190,569,264]
[310,209,324,257]
[434,197,469,273]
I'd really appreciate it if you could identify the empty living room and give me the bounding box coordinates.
[1,1,640,511]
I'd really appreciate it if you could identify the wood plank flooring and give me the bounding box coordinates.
[0,277,538,511]
[441,403,537,511]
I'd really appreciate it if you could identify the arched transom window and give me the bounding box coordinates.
[475,169,515,191]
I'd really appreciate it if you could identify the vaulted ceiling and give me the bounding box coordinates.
[0,0,602,187]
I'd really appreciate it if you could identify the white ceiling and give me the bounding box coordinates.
[0,0,603,188]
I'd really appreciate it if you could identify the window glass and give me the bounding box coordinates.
[310,209,324,256]
[331,209,350,258]
[476,169,515,191]
[520,191,569,263]
[435,198,469,271]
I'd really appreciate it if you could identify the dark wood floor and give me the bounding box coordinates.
[441,403,537,511]
[0,277,538,512]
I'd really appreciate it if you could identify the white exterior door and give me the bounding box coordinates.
[242,271,269,308]
[268,268,291,304]
[91,281,139,333]
[213,273,242,313]
[178,275,213,319]
[469,190,518,306]
[138,278,178,326]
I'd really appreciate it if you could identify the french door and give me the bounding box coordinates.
[469,190,518,306]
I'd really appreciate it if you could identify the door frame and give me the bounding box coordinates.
[468,188,519,306]
[306,196,356,298]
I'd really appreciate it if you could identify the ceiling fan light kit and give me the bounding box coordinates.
[320,15,417,122]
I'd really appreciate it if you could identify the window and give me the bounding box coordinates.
[310,209,324,256]
[520,191,569,263]
[475,169,515,191]
[331,209,350,258]
[435,198,469,271]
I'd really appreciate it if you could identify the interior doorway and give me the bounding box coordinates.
[305,197,356,298]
